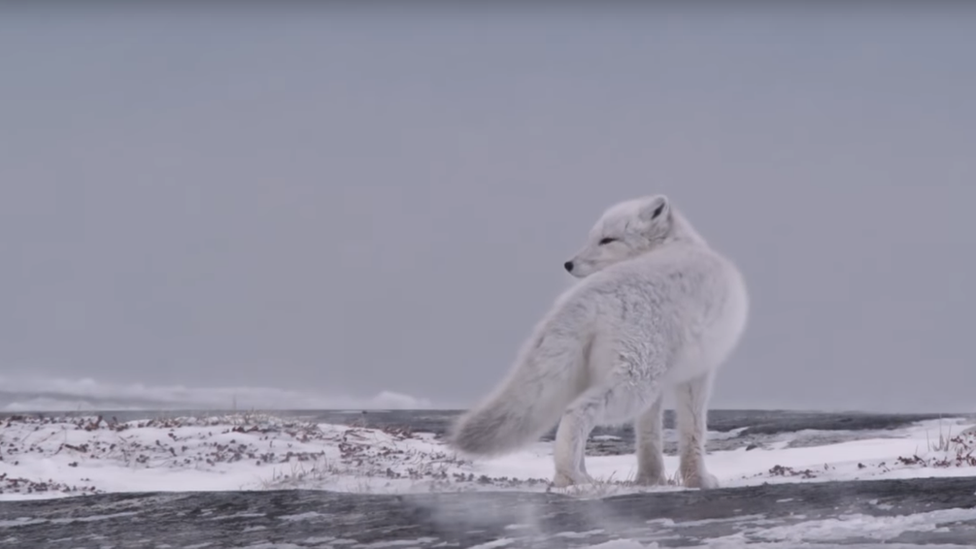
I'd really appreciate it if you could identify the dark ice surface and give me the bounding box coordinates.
[1,477,975,548]
[1,409,975,547]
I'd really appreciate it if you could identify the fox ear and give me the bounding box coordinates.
[638,195,669,223]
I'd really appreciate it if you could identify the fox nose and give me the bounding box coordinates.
[564,261,574,272]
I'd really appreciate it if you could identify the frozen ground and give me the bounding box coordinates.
[1,411,974,499]
[1,410,975,547]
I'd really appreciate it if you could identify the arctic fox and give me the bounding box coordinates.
[447,195,748,489]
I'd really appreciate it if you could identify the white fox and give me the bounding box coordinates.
[447,195,748,489]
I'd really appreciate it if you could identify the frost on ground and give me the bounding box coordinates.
[551,506,976,548]
[0,413,974,501]
[0,412,547,499]
[578,507,976,548]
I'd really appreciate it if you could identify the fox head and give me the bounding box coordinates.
[564,194,694,278]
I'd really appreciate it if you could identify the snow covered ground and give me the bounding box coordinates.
[1,412,974,502]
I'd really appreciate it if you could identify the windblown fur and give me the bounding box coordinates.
[446,292,597,456]
[447,194,749,489]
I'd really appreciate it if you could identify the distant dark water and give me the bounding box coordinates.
[1,408,957,436]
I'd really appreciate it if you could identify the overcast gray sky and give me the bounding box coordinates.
[1,4,975,412]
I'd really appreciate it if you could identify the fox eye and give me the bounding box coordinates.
[599,237,617,245]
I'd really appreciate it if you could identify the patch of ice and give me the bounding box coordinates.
[467,539,514,549]
[584,541,659,549]
[554,529,605,538]
[749,507,976,543]
[277,512,325,522]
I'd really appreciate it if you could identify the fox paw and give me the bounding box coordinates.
[634,471,669,486]
[552,470,594,488]
[683,471,720,490]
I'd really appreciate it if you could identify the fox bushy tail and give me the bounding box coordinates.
[448,298,594,457]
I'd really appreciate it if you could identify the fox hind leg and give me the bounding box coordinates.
[552,401,596,488]
[552,364,662,488]
[635,394,667,485]
[675,370,719,489]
